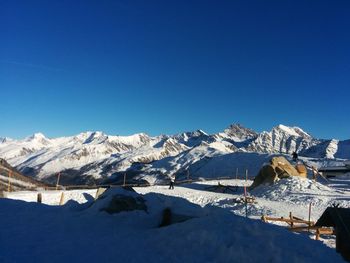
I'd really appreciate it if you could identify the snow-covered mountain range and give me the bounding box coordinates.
[0,124,349,185]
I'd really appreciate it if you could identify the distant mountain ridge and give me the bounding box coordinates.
[0,124,349,185]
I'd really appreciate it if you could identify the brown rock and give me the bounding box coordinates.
[295,164,307,177]
[250,156,306,189]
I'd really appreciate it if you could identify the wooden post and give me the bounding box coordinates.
[123,173,126,186]
[316,228,320,240]
[308,203,312,231]
[95,187,107,200]
[59,192,65,205]
[244,185,248,218]
[235,168,238,180]
[289,212,294,228]
[37,193,42,203]
[7,171,12,192]
[56,172,61,190]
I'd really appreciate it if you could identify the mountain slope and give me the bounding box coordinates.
[0,124,349,185]
[0,158,46,192]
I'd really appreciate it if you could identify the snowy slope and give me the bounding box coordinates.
[0,124,349,185]
[0,184,346,263]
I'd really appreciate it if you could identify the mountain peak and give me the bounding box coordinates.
[224,123,258,140]
[32,132,46,138]
[83,131,108,144]
[0,137,13,143]
[273,125,311,138]
[26,132,47,141]
[193,129,208,136]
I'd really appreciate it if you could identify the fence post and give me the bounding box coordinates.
[308,202,312,231]
[245,169,248,182]
[244,185,248,218]
[56,172,61,190]
[7,171,12,192]
[123,173,127,187]
[59,192,65,205]
[95,187,107,200]
[37,193,42,203]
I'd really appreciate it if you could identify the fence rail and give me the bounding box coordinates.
[1,174,255,193]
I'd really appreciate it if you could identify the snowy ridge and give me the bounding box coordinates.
[0,124,349,185]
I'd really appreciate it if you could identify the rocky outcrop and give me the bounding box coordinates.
[250,156,307,189]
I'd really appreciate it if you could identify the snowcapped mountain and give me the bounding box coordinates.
[0,124,349,185]
[246,124,315,154]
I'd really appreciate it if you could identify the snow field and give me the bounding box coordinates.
[5,188,98,205]
[0,179,347,263]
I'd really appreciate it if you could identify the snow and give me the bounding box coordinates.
[325,139,339,158]
[109,133,149,146]
[1,179,347,263]
[1,124,350,185]
[5,189,98,205]
[2,173,350,262]
[1,124,349,261]
[276,124,302,137]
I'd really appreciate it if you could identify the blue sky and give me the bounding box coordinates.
[1,0,349,140]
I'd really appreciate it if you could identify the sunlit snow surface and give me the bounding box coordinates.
[2,176,349,262]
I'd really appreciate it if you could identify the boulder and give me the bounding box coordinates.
[295,164,307,177]
[250,156,306,189]
[93,187,147,214]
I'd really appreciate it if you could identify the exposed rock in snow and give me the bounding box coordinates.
[250,156,307,189]
[224,123,258,141]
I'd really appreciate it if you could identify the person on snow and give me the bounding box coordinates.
[292,151,298,162]
[169,176,175,190]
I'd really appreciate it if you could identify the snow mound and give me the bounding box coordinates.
[251,177,336,206]
[0,192,345,263]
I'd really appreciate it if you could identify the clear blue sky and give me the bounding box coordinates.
[1,0,349,140]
